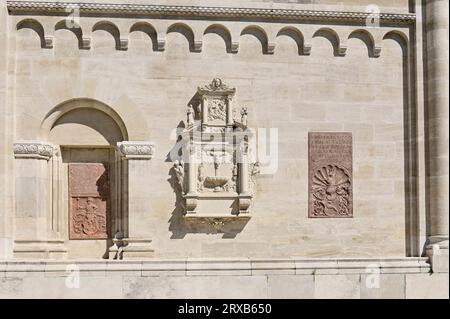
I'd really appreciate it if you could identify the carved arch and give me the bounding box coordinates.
[167,22,199,52]
[41,98,129,141]
[383,30,408,57]
[348,29,380,58]
[313,27,346,57]
[240,25,270,54]
[129,22,160,51]
[204,24,234,53]
[16,18,51,48]
[276,26,308,55]
[54,19,84,49]
[92,20,125,50]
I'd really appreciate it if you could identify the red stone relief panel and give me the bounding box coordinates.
[308,132,353,218]
[69,163,109,239]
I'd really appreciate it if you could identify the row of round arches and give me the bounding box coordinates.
[16,18,409,57]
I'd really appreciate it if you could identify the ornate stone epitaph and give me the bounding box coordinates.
[308,132,353,218]
[69,163,109,239]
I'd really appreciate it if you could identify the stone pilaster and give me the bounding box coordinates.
[12,141,67,258]
[425,0,449,272]
[112,141,155,259]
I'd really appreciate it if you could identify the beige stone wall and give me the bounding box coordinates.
[0,258,448,299]
[0,0,13,259]
[7,6,411,258]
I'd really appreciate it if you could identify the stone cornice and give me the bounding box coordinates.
[0,257,430,274]
[6,1,416,25]
[13,141,54,160]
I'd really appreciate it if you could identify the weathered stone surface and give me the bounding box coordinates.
[0,278,23,299]
[405,273,449,299]
[360,274,405,299]
[315,274,360,299]
[268,275,314,298]
[123,275,267,299]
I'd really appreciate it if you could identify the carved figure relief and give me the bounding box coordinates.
[69,163,109,239]
[71,197,107,237]
[308,132,353,218]
[208,99,227,122]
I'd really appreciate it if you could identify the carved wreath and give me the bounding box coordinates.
[311,164,351,217]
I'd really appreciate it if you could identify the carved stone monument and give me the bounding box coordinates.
[308,132,353,218]
[69,163,109,239]
[176,78,258,224]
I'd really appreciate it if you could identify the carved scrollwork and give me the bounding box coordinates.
[13,141,54,160]
[117,141,155,159]
[198,78,235,94]
[311,164,351,217]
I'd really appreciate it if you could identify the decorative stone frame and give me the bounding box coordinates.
[176,79,259,229]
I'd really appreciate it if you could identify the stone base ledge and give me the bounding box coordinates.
[0,257,430,277]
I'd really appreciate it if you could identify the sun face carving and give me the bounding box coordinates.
[311,164,351,217]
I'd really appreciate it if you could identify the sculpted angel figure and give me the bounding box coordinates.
[173,160,185,193]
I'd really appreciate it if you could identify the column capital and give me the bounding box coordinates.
[117,141,155,160]
[13,140,55,160]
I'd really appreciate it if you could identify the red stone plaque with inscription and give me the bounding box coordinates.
[69,163,109,239]
[308,132,353,218]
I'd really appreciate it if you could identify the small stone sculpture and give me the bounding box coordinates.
[187,104,195,127]
[240,107,248,126]
[173,160,185,193]
[197,163,205,192]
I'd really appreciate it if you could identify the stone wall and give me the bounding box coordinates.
[8,9,410,259]
[1,258,448,299]
[0,0,448,299]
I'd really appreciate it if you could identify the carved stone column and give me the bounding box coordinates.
[425,0,449,272]
[112,141,155,259]
[238,141,252,214]
[13,141,67,258]
[186,142,197,196]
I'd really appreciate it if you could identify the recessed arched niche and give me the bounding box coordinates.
[46,99,128,259]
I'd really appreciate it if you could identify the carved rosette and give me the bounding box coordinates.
[117,141,155,159]
[13,141,54,160]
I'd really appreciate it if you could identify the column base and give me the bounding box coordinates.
[108,238,154,259]
[426,236,449,273]
[13,239,68,259]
